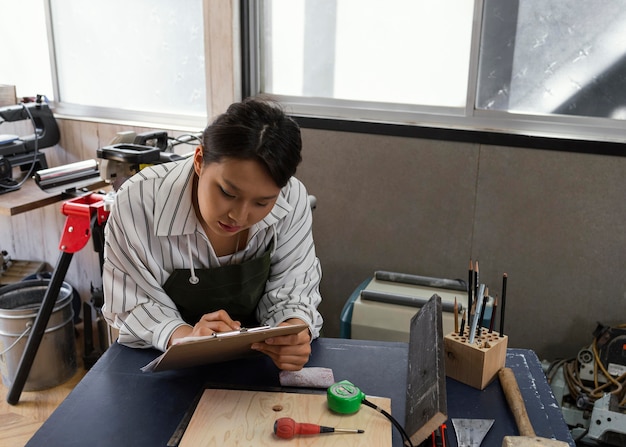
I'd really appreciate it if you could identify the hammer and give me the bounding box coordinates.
[498,367,569,447]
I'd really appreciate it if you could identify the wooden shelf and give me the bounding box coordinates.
[0,178,108,217]
[0,260,47,286]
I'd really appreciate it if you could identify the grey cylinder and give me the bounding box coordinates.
[0,279,77,391]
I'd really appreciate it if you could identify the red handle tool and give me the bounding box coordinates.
[273,417,364,439]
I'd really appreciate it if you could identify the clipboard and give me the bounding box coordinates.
[142,324,308,372]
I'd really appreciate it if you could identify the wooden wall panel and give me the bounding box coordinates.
[204,0,240,118]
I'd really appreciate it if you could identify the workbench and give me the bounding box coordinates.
[24,339,575,447]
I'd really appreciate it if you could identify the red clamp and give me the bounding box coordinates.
[59,193,110,253]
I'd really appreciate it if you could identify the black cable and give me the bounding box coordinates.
[362,398,415,447]
[573,427,589,443]
[167,133,202,149]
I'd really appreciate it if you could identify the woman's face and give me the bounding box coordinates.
[193,147,280,239]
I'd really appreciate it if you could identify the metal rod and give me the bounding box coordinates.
[7,251,74,405]
[374,270,467,292]
[361,289,461,313]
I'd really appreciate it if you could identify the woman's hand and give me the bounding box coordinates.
[167,310,241,347]
[251,318,312,371]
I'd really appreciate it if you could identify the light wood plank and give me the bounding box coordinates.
[181,389,392,447]
[204,0,239,118]
[0,413,43,447]
[0,329,86,447]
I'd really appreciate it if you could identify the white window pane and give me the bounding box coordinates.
[50,0,206,116]
[477,0,626,120]
[0,0,53,100]
[263,0,474,108]
[266,1,306,96]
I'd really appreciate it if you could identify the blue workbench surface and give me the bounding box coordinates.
[25,339,573,447]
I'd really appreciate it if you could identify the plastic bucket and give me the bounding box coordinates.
[0,279,77,391]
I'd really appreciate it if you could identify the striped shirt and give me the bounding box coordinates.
[101,157,323,351]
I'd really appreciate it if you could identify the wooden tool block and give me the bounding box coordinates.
[179,389,392,446]
[444,328,508,390]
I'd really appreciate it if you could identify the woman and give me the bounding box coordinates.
[102,98,323,371]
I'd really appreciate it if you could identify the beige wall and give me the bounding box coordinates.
[296,128,626,361]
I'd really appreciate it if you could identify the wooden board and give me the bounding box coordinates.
[405,294,447,445]
[179,389,392,447]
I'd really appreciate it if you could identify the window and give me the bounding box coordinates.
[0,1,53,101]
[1,0,210,129]
[246,0,626,143]
[477,0,626,120]
[261,0,473,108]
[50,0,206,122]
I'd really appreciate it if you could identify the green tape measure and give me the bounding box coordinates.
[327,380,365,414]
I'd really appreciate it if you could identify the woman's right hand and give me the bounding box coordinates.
[167,309,241,347]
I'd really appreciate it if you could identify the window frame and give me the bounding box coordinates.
[241,0,626,155]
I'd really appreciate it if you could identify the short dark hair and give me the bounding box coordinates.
[201,98,302,188]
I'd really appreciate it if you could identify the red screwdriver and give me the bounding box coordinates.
[273,417,365,439]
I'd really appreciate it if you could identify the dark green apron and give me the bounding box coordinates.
[162,245,272,327]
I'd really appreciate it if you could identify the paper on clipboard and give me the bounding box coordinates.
[141,324,308,372]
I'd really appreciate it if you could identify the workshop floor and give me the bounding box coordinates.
[0,326,87,447]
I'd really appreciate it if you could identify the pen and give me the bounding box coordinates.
[454,297,459,334]
[211,325,271,338]
[459,309,466,335]
[478,287,488,333]
[467,259,473,330]
[473,260,480,331]
[489,296,498,333]
[500,273,507,337]
[471,260,479,330]
[468,283,485,344]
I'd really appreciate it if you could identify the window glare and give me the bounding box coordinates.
[477,0,626,120]
[50,0,206,116]
[334,0,473,106]
[0,0,53,100]
[264,0,474,107]
[267,1,305,96]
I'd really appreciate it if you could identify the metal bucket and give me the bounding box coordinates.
[0,279,77,391]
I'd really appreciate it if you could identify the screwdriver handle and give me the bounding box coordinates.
[297,421,326,435]
[274,417,324,439]
[273,417,361,439]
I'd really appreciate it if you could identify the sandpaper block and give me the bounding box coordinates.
[279,367,335,388]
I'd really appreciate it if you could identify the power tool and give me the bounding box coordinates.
[96,130,186,190]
